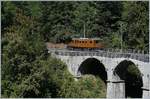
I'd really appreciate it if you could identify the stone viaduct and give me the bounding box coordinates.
[48,48,150,98]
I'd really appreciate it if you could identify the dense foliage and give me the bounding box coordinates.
[59,75,106,98]
[2,1,149,50]
[1,1,149,98]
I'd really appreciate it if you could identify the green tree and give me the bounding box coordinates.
[59,75,106,98]
[2,8,72,97]
[121,1,149,51]
[1,1,17,32]
[72,2,97,38]
[39,2,75,42]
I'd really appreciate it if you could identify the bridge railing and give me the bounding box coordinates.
[48,47,149,54]
[48,48,149,62]
[104,48,148,54]
[67,48,149,54]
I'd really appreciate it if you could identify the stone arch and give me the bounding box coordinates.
[114,59,143,98]
[77,57,107,83]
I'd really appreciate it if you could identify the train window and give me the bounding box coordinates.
[90,41,92,43]
[80,41,81,43]
[85,41,87,43]
[82,41,84,43]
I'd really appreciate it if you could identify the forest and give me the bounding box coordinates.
[1,1,149,98]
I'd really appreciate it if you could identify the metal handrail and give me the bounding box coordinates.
[48,48,149,62]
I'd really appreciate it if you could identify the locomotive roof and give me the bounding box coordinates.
[72,38,100,40]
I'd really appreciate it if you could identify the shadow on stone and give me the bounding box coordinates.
[114,60,143,98]
[78,58,107,84]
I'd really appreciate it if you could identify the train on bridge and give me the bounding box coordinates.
[46,38,105,50]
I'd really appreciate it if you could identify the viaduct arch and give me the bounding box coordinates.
[78,58,107,83]
[48,49,150,98]
[114,60,143,98]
